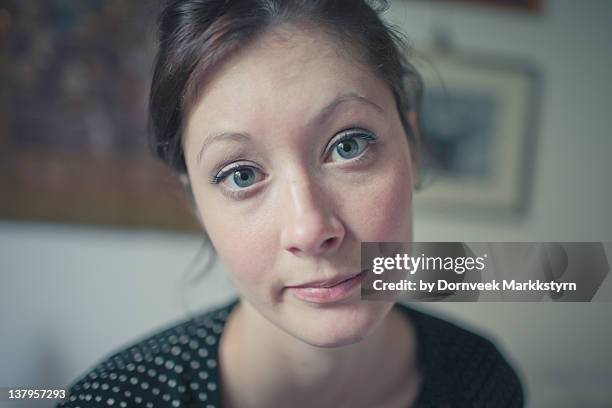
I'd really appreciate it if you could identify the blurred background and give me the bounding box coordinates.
[1,0,611,407]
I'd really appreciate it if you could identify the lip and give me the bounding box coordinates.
[286,270,365,304]
[288,271,364,289]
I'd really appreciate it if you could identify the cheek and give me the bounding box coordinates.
[349,155,414,243]
[195,199,277,294]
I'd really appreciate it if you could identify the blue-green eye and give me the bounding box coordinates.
[231,168,257,188]
[330,129,376,161]
[210,165,263,189]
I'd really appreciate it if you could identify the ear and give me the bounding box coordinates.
[407,111,421,189]
[179,173,190,187]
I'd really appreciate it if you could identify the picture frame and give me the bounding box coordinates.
[0,1,199,231]
[416,0,543,13]
[411,48,540,215]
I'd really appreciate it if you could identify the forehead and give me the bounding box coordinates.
[184,25,393,146]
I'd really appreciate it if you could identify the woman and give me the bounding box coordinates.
[58,0,523,406]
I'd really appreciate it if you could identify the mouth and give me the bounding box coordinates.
[286,270,366,304]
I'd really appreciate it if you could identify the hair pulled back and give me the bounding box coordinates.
[149,0,423,174]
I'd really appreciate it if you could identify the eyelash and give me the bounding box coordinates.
[209,128,378,199]
[328,129,377,162]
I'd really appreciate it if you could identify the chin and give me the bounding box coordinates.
[285,299,393,349]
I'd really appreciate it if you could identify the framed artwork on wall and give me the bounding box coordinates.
[416,0,543,13]
[411,48,540,215]
[0,1,198,231]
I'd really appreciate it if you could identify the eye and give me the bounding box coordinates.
[229,167,259,188]
[328,129,377,162]
[210,164,264,190]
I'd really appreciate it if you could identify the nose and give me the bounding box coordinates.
[280,176,345,257]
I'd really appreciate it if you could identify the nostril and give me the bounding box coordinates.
[321,236,338,252]
[288,246,301,257]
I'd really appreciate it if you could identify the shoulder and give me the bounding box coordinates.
[396,303,525,407]
[56,299,238,408]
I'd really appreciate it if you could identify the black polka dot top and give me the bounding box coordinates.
[57,298,524,407]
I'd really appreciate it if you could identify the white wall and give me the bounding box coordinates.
[2,1,611,407]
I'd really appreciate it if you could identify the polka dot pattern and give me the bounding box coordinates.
[56,300,237,408]
[57,299,524,407]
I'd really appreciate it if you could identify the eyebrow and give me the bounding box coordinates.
[196,92,383,164]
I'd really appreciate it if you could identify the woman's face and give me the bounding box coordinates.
[183,25,416,348]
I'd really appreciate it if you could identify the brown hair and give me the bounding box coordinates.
[148,0,423,175]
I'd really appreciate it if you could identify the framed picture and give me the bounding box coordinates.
[0,1,199,231]
[411,48,540,215]
[418,0,542,13]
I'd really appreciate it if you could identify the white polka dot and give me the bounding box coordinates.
[172,400,180,407]
[163,393,171,401]
[207,359,217,368]
[208,382,217,391]
[107,397,115,405]
[120,402,127,408]
[134,396,142,403]
[198,392,208,401]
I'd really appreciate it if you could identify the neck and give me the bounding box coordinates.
[219,300,420,408]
